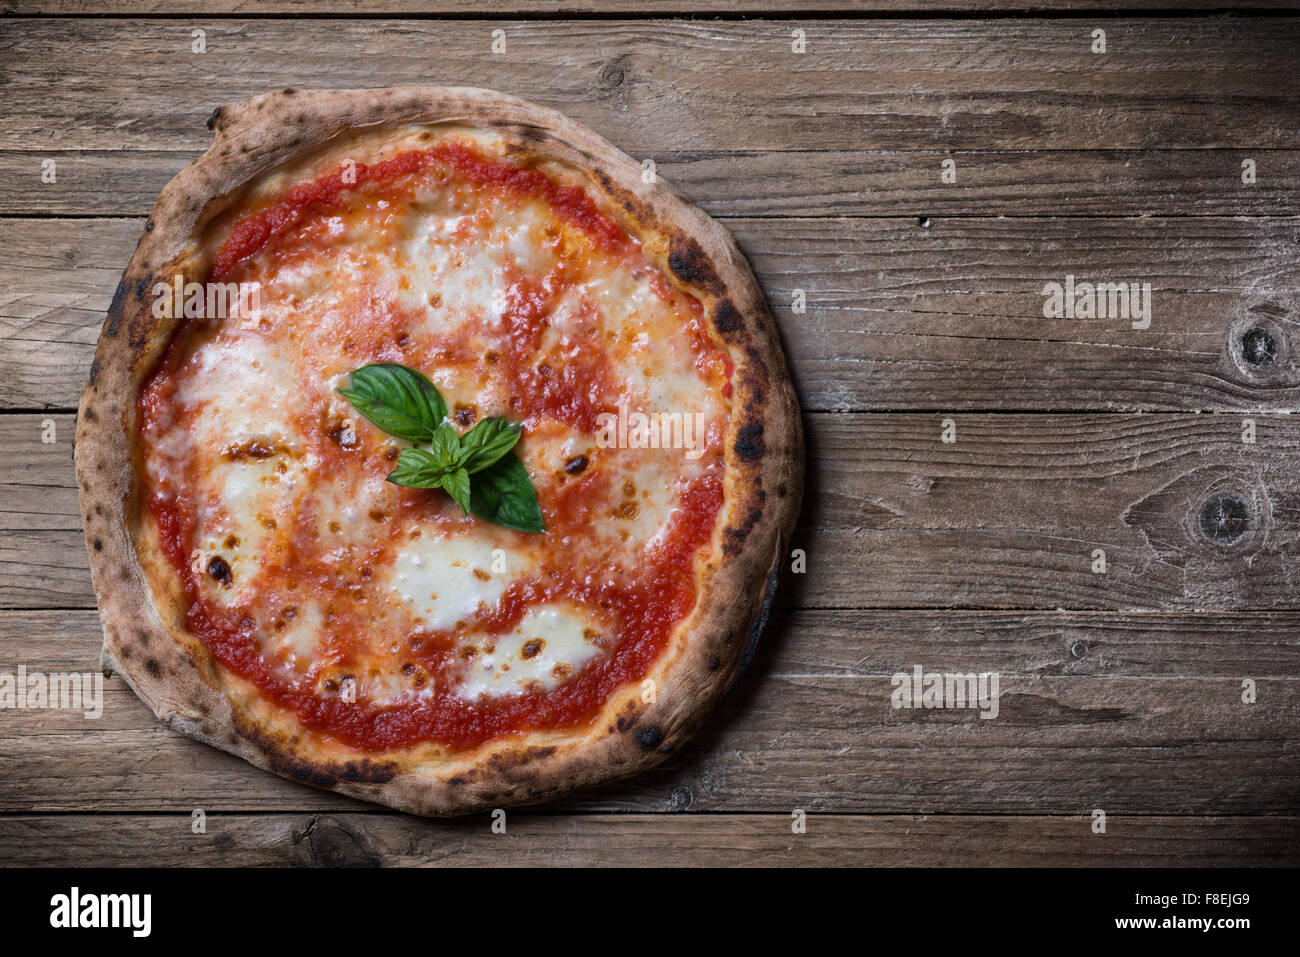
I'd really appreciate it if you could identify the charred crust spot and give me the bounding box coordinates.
[667,235,723,295]
[226,439,278,460]
[236,720,398,788]
[564,454,589,475]
[636,726,663,750]
[723,504,764,557]
[616,715,634,732]
[88,361,100,387]
[206,106,222,130]
[708,655,721,670]
[92,538,103,551]
[136,629,151,647]
[134,277,148,302]
[595,169,655,226]
[485,746,556,773]
[144,658,161,678]
[283,87,297,95]
[777,483,788,497]
[712,299,744,334]
[105,280,128,336]
[734,422,764,462]
[734,556,781,689]
[144,220,154,232]
[340,760,397,784]
[325,419,357,449]
[207,555,233,588]
[514,124,547,144]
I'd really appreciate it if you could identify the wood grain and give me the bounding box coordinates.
[2,812,1296,867]
[2,648,1296,813]
[2,611,1296,814]
[5,217,1299,414]
[7,412,1300,611]
[2,19,1298,152]
[1,8,1297,863]
[9,1,1299,15]
[5,149,1298,218]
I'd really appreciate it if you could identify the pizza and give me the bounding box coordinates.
[75,87,802,815]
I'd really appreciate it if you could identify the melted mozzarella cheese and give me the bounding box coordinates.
[387,533,511,632]
[457,603,605,699]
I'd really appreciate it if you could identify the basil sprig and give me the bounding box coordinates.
[338,363,545,533]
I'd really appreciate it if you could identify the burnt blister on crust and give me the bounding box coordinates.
[667,235,724,296]
[734,422,765,462]
[723,503,765,557]
[712,299,744,335]
[236,720,398,788]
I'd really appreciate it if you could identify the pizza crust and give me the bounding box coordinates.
[75,87,802,815]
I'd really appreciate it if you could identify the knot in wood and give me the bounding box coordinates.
[1241,326,1279,368]
[1197,492,1252,545]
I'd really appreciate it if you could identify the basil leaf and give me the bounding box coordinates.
[430,422,465,470]
[385,448,446,488]
[338,363,446,443]
[469,453,545,533]
[460,417,522,474]
[440,468,472,515]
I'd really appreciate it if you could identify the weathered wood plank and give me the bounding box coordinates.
[1,610,1296,813]
[2,19,1297,152]
[790,412,1300,610]
[2,812,1296,867]
[4,217,1299,413]
[9,1,1296,15]
[5,149,1298,218]
[6,412,1300,611]
[1,672,1294,813]
[0,413,74,532]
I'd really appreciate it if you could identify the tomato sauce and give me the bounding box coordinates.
[139,140,730,752]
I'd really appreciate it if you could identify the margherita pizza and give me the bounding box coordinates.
[75,88,802,814]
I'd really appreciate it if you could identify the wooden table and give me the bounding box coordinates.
[1,2,1298,867]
